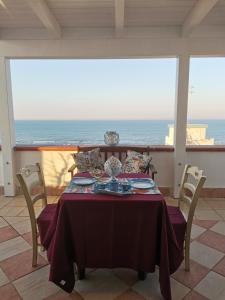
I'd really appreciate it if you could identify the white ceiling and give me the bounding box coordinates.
[0,0,225,39]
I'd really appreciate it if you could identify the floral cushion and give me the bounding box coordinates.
[72,148,104,172]
[122,150,152,173]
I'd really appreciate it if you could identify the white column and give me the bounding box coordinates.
[0,57,16,196]
[173,55,190,198]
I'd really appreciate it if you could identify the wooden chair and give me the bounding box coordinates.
[16,163,56,267]
[167,164,206,271]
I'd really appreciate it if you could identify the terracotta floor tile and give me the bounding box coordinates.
[0,206,25,217]
[190,241,224,269]
[0,226,19,243]
[210,221,225,236]
[194,210,222,221]
[194,271,225,300]
[213,256,225,277]
[115,289,145,300]
[0,268,9,287]
[193,220,218,229]
[13,265,59,300]
[215,210,225,220]
[4,217,31,235]
[44,290,84,300]
[206,199,225,210]
[0,249,47,281]
[21,232,33,246]
[197,230,225,253]
[172,260,209,289]
[191,224,206,239]
[0,237,31,262]
[183,290,209,300]
[0,283,21,300]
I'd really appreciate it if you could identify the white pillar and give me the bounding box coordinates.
[0,57,16,196]
[173,55,190,198]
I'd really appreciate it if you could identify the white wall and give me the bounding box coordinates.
[4,149,223,189]
[187,152,225,188]
[0,151,3,186]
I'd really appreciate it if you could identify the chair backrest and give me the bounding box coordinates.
[16,163,47,224]
[179,164,206,228]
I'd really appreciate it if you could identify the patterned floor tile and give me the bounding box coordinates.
[213,256,225,277]
[215,210,225,220]
[4,217,31,235]
[183,290,209,300]
[114,289,145,300]
[206,199,225,210]
[193,220,218,229]
[191,224,206,239]
[0,268,9,287]
[0,217,8,229]
[0,226,19,243]
[5,198,26,207]
[0,283,21,300]
[132,271,162,299]
[75,269,128,300]
[0,206,25,217]
[196,199,211,210]
[0,249,47,281]
[44,290,84,299]
[194,271,225,300]
[172,260,209,289]
[194,210,222,221]
[0,198,11,209]
[170,278,190,300]
[190,241,224,268]
[197,230,225,253]
[0,237,31,262]
[13,265,59,300]
[210,221,225,236]
[21,232,33,246]
[113,268,138,286]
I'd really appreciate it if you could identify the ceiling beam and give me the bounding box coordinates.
[182,0,219,37]
[115,0,125,37]
[25,0,61,39]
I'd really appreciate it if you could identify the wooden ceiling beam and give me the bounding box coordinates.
[182,0,219,37]
[115,0,125,37]
[25,0,61,39]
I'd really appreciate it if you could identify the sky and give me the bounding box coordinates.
[10,57,225,120]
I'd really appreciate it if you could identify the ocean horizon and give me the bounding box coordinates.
[11,119,225,145]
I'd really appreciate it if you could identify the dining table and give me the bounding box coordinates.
[39,172,186,300]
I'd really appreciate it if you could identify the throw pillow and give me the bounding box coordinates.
[123,150,152,173]
[72,148,104,172]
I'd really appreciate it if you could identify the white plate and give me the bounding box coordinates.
[131,181,155,189]
[73,178,96,186]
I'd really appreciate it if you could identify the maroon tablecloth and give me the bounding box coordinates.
[40,173,186,300]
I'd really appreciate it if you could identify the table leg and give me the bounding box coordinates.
[78,268,86,280]
[138,271,147,280]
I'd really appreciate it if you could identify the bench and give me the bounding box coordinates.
[68,145,157,180]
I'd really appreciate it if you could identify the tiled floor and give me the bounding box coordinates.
[0,195,225,300]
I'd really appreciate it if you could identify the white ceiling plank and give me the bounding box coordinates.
[182,0,219,37]
[25,0,61,39]
[115,0,125,37]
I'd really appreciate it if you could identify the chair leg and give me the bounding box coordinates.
[78,267,86,280]
[185,238,190,272]
[138,271,147,280]
[32,231,38,267]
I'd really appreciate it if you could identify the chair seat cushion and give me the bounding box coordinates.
[37,204,57,244]
[167,205,187,249]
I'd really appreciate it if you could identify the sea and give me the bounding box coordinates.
[12,119,225,145]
